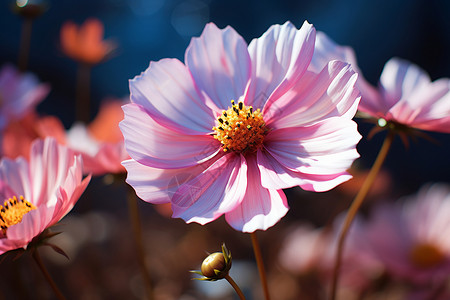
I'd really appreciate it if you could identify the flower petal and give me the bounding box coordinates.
[246,21,315,109]
[258,147,353,192]
[6,204,54,246]
[379,58,431,112]
[0,157,30,200]
[171,153,247,225]
[122,157,221,204]
[29,138,76,207]
[265,117,361,176]
[388,78,450,132]
[185,23,251,111]
[121,103,219,169]
[225,155,288,232]
[264,60,359,129]
[130,58,215,134]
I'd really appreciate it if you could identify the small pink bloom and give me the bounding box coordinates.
[362,184,450,284]
[310,33,450,133]
[0,64,50,130]
[121,21,361,232]
[0,138,91,255]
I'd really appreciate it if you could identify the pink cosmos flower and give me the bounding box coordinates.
[362,184,450,284]
[0,64,50,130]
[309,33,450,133]
[120,21,361,232]
[0,137,91,255]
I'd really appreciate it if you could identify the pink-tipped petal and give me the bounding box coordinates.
[6,204,54,246]
[29,138,76,207]
[122,157,221,204]
[185,23,251,111]
[379,58,431,111]
[130,58,215,134]
[171,153,247,225]
[388,79,450,132]
[121,103,219,169]
[0,157,31,200]
[265,117,361,176]
[225,156,288,232]
[264,60,359,128]
[246,21,315,109]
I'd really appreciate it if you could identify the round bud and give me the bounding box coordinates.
[201,252,228,278]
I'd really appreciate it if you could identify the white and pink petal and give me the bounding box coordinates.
[185,23,251,111]
[246,21,315,109]
[171,153,247,225]
[130,58,215,134]
[225,156,288,232]
[121,103,219,169]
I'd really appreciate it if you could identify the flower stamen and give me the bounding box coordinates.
[0,196,36,234]
[212,100,267,153]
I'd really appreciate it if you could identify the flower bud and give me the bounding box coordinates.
[192,243,232,281]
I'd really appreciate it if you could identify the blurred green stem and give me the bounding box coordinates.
[18,17,33,72]
[329,131,395,300]
[76,63,91,123]
[32,248,66,300]
[127,186,154,300]
[225,274,246,300]
[250,232,271,300]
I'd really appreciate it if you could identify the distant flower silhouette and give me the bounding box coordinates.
[121,21,361,232]
[0,138,90,255]
[0,64,49,130]
[60,18,116,65]
[362,184,450,284]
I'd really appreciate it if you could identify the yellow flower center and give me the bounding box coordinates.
[212,100,267,153]
[0,196,36,234]
[409,242,445,269]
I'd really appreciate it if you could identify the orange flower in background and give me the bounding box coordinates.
[60,18,116,65]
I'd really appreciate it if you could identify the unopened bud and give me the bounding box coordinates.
[192,243,232,281]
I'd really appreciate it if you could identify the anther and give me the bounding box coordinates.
[238,102,243,110]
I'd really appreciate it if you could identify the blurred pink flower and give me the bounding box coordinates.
[66,100,129,175]
[121,21,361,232]
[0,64,49,130]
[279,220,383,293]
[309,34,450,134]
[279,224,332,274]
[1,112,64,159]
[362,184,450,284]
[0,138,91,255]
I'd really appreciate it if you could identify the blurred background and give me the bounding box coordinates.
[1,0,450,299]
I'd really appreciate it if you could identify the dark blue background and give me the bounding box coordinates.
[1,0,450,192]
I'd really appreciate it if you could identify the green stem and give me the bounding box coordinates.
[225,274,246,300]
[127,187,154,300]
[250,232,271,300]
[329,131,395,300]
[76,63,91,123]
[18,17,33,72]
[32,248,66,300]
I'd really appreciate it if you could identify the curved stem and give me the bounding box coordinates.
[127,187,154,300]
[32,248,66,300]
[329,131,395,300]
[225,274,246,300]
[250,232,271,300]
